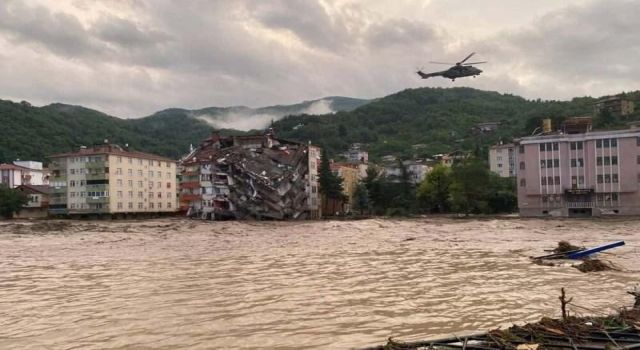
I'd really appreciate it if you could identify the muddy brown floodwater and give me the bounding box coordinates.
[0,218,639,349]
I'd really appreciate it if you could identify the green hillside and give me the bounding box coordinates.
[1,88,638,164]
[272,87,640,160]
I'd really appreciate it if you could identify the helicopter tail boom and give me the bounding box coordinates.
[417,70,441,79]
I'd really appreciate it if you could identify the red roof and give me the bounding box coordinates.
[0,163,30,171]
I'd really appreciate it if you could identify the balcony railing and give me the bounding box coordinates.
[86,197,109,204]
[565,201,595,208]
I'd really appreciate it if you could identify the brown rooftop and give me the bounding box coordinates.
[49,144,175,162]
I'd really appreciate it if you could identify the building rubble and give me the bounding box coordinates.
[179,131,321,220]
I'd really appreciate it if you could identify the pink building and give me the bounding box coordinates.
[516,127,640,217]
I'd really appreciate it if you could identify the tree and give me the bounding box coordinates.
[449,159,491,214]
[352,182,369,215]
[318,149,345,200]
[0,185,28,219]
[417,164,452,213]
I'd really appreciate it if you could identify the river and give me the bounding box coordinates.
[0,218,638,349]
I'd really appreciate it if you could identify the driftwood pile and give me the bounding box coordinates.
[532,241,617,273]
[372,289,640,350]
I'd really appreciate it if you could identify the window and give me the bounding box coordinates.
[137,170,143,176]
[128,169,133,176]
[579,176,584,185]
[605,174,611,183]
[80,192,85,197]
[158,203,162,209]
[540,160,546,168]
[540,144,545,151]
[128,180,133,187]
[138,202,143,209]
[157,171,162,177]
[157,182,161,189]
[497,156,503,161]
[612,193,619,201]
[137,181,143,187]
[166,172,172,179]
[597,175,603,183]
[166,192,171,199]
[637,155,640,165]
[70,192,76,197]
[80,180,85,186]
[603,139,610,148]
[117,179,123,186]
[570,141,583,150]
[604,157,611,166]
[519,145,525,154]
[118,156,122,163]
[117,202,123,209]
[149,171,154,178]
[70,169,75,175]
[138,191,143,198]
[554,176,560,185]
[70,180,76,187]
[138,159,143,165]
[128,157,132,164]
[128,191,133,198]
[117,191,122,198]
[166,182,171,189]
[597,157,603,166]
[597,139,603,148]
[613,174,619,183]
[541,177,547,185]
[553,159,559,167]
[149,191,154,198]
[611,139,618,147]
[520,162,525,170]
[498,164,503,168]
[167,202,172,208]
[157,192,162,198]
[128,202,133,209]
[612,156,618,165]
[150,202,154,209]
[553,142,558,151]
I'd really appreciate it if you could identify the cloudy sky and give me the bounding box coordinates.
[0,0,638,118]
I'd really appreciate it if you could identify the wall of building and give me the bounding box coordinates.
[517,130,640,217]
[489,144,516,177]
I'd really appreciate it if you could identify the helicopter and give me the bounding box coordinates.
[416,52,486,81]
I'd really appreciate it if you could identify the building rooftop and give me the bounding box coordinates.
[0,163,31,171]
[517,127,640,143]
[49,144,175,162]
[16,184,50,194]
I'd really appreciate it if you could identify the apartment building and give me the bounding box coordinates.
[48,144,177,215]
[594,95,635,117]
[516,127,640,217]
[489,143,517,177]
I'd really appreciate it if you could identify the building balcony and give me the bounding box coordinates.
[86,196,109,204]
[85,161,109,169]
[86,173,109,181]
[565,201,595,208]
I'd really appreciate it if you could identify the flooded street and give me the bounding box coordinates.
[0,218,639,349]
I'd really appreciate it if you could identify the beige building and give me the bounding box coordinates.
[49,144,177,216]
[489,143,517,177]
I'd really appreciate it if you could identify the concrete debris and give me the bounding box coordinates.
[179,131,321,220]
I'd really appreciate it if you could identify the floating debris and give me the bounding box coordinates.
[366,289,640,350]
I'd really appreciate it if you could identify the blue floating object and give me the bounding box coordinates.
[567,240,625,259]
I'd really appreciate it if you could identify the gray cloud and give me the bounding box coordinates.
[0,0,637,118]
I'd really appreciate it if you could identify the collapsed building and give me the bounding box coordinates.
[179,131,321,220]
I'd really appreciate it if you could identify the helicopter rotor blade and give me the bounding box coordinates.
[462,61,487,65]
[457,52,476,65]
[429,61,455,65]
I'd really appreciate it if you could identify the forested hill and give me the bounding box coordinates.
[272,87,640,159]
[1,87,639,163]
[0,100,217,162]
